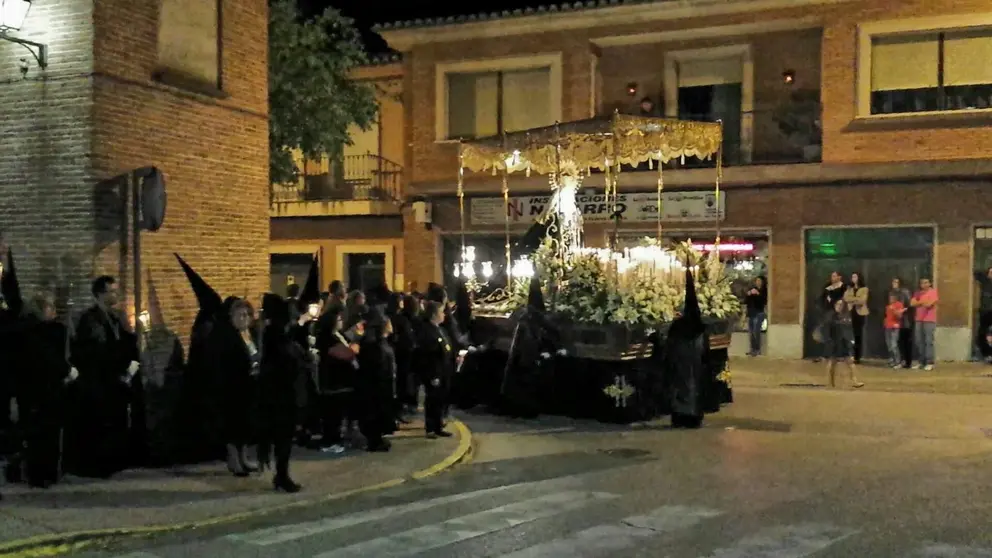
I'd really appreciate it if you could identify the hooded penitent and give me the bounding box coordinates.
[527,276,545,312]
[455,279,472,328]
[1,248,24,316]
[678,266,705,338]
[296,253,320,314]
[426,282,447,304]
[262,293,290,328]
[174,254,222,319]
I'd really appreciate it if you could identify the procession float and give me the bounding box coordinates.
[449,113,740,424]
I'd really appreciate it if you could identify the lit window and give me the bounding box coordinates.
[445,67,552,140]
[869,27,992,115]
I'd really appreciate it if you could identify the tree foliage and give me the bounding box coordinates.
[268,0,378,185]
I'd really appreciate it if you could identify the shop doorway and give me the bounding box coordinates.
[804,227,934,360]
[346,253,386,293]
[971,227,992,359]
[270,253,315,297]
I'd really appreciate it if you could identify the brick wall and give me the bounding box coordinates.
[0,0,95,303]
[402,0,992,190]
[88,0,270,357]
[822,0,992,164]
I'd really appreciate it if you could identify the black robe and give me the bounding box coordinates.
[16,319,71,485]
[501,308,559,418]
[210,321,259,447]
[258,326,306,439]
[387,311,416,407]
[67,305,141,476]
[356,337,396,440]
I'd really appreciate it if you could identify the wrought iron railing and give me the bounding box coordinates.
[271,153,403,204]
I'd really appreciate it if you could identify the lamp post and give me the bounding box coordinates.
[0,0,47,69]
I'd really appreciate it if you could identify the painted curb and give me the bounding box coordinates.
[0,419,473,558]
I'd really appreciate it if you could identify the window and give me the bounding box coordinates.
[869,27,992,115]
[157,0,222,90]
[445,67,552,140]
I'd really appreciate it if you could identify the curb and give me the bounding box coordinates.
[0,420,474,558]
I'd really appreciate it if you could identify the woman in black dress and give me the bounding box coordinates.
[314,307,356,454]
[386,293,417,417]
[19,294,73,487]
[356,309,397,451]
[259,294,306,492]
[212,297,260,477]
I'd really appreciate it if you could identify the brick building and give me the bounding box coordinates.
[269,56,407,295]
[372,0,992,361]
[0,0,269,374]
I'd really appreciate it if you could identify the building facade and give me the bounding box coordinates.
[269,56,407,296]
[0,0,270,371]
[375,0,992,361]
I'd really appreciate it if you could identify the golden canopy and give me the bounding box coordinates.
[458,114,723,176]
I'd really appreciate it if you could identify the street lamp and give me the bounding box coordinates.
[0,0,47,69]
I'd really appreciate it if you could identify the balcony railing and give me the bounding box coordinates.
[271,153,403,204]
[608,106,822,172]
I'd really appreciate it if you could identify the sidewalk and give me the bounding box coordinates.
[0,419,469,551]
[731,357,992,394]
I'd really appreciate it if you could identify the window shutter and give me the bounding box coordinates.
[502,68,552,133]
[158,0,220,86]
[870,34,939,91]
[943,28,992,86]
[446,73,498,139]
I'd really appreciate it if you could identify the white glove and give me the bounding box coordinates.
[309,348,320,358]
[127,360,140,377]
[431,378,440,387]
[556,348,568,356]
[65,367,79,383]
[467,345,478,353]
[308,335,317,346]
[540,352,551,359]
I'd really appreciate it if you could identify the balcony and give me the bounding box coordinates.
[270,154,403,218]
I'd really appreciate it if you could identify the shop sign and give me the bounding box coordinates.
[470,191,725,226]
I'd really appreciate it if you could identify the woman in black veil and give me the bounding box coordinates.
[500,276,560,418]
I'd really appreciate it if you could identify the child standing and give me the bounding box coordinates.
[884,293,905,368]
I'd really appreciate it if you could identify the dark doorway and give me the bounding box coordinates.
[347,253,386,293]
[270,253,314,297]
[678,83,743,164]
[804,228,934,360]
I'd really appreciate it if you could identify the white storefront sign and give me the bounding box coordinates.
[470,191,726,226]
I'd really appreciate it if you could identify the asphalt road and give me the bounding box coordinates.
[77,386,992,558]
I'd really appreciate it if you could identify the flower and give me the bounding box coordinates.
[485,237,742,327]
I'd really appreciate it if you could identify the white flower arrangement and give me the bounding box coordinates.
[486,237,742,326]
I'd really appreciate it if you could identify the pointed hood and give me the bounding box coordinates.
[1,248,23,316]
[455,279,472,326]
[174,253,222,315]
[527,275,545,312]
[426,282,446,304]
[297,253,320,312]
[262,293,290,328]
[679,266,705,336]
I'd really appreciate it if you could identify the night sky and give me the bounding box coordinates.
[300,0,552,52]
